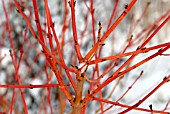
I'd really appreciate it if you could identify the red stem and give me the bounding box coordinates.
[120,75,170,113]
[70,0,83,62]
[93,97,169,114]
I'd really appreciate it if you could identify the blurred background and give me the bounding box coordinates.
[0,0,170,113]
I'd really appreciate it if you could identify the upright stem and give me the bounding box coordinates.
[71,72,85,114]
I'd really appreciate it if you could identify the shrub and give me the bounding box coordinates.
[0,0,170,114]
